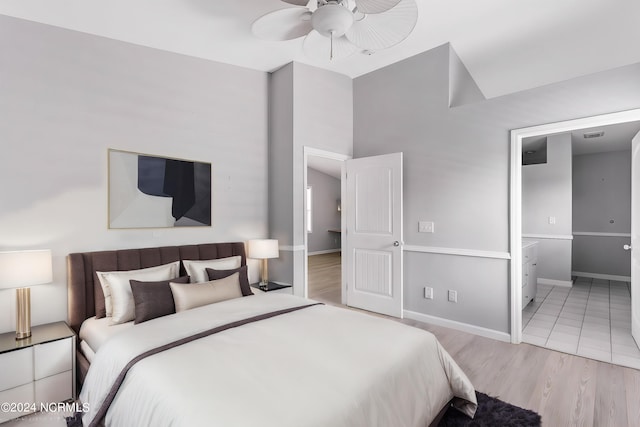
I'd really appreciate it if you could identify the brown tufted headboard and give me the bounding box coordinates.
[67,242,246,335]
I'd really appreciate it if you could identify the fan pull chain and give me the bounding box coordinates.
[330,30,334,60]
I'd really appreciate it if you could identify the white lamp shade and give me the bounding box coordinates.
[0,250,53,289]
[248,240,280,259]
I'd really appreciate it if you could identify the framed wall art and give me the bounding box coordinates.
[108,149,211,229]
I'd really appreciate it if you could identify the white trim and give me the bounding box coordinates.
[280,245,306,252]
[308,249,341,256]
[572,271,631,282]
[510,108,640,344]
[573,232,631,238]
[522,233,573,240]
[402,245,510,260]
[403,310,511,343]
[538,278,573,287]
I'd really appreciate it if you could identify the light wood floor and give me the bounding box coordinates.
[308,252,342,305]
[307,252,640,426]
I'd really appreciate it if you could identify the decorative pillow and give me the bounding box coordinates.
[130,276,190,324]
[183,256,242,283]
[97,261,180,319]
[169,273,243,312]
[206,265,253,296]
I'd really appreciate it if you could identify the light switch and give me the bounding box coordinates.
[419,221,434,233]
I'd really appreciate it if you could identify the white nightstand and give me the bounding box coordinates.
[0,322,76,423]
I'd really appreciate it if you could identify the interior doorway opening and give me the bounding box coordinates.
[519,120,640,367]
[303,147,350,304]
[510,108,640,368]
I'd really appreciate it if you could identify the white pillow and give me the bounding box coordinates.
[183,256,242,283]
[169,273,243,312]
[96,261,180,324]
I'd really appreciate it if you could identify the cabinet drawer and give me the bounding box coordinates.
[0,382,35,423]
[35,370,73,407]
[522,284,532,307]
[35,338,72,380]
[523,245,538,263]
[0,347,33,391]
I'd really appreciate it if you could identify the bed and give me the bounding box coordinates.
[68,242,477,427]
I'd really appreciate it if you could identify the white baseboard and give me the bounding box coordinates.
[308,249,341,256]
[571,271,631,282]
[538,278,573,288]
[403,310,511,343]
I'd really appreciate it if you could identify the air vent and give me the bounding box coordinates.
[583,131,604,139]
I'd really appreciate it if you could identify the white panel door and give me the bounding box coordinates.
[345,152,403,317]
[632,131,640,348]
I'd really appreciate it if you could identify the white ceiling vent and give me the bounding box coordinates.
[583,131,605,139]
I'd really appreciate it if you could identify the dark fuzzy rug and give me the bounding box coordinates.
[438,391,541,427]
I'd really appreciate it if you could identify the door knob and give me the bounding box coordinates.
[624,244,632,251]
[393,241,400,247]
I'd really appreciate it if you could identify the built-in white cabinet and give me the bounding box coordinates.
[0,322,76,423]
[522,240,539,308]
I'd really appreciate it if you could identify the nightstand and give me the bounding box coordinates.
[0,322,76,423]
[250,282,293,294]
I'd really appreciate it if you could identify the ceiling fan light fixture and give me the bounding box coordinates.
[311,3,354,38]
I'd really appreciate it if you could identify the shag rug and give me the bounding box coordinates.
[438,391,541,427]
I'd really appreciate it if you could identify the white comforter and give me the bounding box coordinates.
[80,294,476,427]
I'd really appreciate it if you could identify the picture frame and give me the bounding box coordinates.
[108,149,211,229]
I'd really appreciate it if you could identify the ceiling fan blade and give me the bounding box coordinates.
[353,0,402,14]
[281,0,310,5]
[252,8,313,41]
[346,0,417,50]
[303,30,359,61]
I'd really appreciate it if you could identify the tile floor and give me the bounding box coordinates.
[522,277,640,369]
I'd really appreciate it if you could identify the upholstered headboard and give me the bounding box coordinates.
[67,242,246,335]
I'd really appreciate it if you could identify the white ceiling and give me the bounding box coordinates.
[308,156,343,179]
[523,121,640,157]
[1,0,639,98]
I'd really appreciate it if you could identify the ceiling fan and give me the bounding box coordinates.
[252,0,418,60]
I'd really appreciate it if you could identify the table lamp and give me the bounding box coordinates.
[247,239,279,290]
[0,250,53,340]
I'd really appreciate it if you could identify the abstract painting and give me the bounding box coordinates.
[108,149,211,228]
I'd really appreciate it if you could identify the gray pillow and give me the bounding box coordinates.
[130,276,190,324]
[206,265,253,296]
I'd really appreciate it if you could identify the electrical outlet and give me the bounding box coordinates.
[419,221,435,233]
[448,290,457,303]
[424,287,433,299]
[548,216,556,225]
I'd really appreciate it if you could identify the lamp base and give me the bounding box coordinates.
[15,287,31,341]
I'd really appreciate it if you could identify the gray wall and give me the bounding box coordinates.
[354,43,640,333]
[307,168,341,253]
[522,133,573,282]
[269,63,352,294]
[572,150,631,277]
[0,16,269,334]
[268,64,295,286]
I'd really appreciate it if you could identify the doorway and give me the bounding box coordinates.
[303,147,349,304]
[510,109,640,366]
[520,121,640,367]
